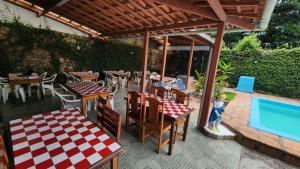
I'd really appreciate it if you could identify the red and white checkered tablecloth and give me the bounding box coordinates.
[70,72,93,77]
[10,107,122,169]
[67,82,110,96]
[143,93,192,119]
[104,71,125,77]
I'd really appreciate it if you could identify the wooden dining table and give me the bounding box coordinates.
[69,72,97,81]
[66,82,111,116]
[8,73,44,100]
[9,107,123,169]
[104,71,126,78]
[143,93,193,155]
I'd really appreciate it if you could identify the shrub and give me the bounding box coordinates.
[221,48,300,99]
[233,33,262,52]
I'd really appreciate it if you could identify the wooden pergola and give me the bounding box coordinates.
[7,0,270,129]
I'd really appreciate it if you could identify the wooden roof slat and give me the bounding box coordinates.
[147,2,175,24]
[101,0,144,28]
[106,19,216,37]
[89,0,137,29]
[193,1,260,7]
[5,0,102,37]
[55,3,117,32]
[129,0,164,25]
[109,0,154,26]
[152,0,219,21]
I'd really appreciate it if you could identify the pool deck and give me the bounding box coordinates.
[223,88,300,167]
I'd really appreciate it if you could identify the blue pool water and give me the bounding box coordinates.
[250,97,300,142]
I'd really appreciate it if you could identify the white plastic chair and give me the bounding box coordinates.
[121,72,131,88]
[27,72,47,98]
[42,73,57,97]
[54,88,81,110]
[63,72,73,83]
[70,74,80,82]
[93,72,99,81]
[0,78,26,104]
[109,83,118,110]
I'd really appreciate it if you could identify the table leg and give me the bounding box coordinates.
[81,97,87,117]
[39,82,44,100]
[168,121,175,155]
[110,156,118,169]
[183,114,191,141]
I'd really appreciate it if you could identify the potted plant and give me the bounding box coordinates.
[193,70,205,96]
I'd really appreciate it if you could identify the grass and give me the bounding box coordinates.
[224,92,237,102]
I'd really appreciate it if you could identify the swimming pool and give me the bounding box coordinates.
[250,97,300,142]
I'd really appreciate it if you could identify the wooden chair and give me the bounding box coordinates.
[172,89,190,142]
[125,91,143,133]
[0,135,9,169]
[97,106,122,142]
[141,97,171,154]
[155,86,168,98]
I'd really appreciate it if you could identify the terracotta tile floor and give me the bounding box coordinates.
[223,88,300,166]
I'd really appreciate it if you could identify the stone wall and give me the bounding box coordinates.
[0,23,160,76]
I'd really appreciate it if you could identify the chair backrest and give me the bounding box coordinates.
[173,89,190,106]
[70,74,80,82]
[97,107,122,141]
[49,74,57,83]
[127,91,141,117]
[93,72,99,80]
[0,135,9,169]
[40,72,47,79]
[119,70,124,74]
[145,97,164,129]
[155,86,167,98]
[58,84,71,94]
[176,78,186,90]
[110,84,118,96]
[88,70,93,74]
[125,72,131,78]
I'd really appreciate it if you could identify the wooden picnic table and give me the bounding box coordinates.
[143,93,193,155]
[9,107,123,169]
[66,82,111,116]
[69,72,97,81]
[8,73,44,100]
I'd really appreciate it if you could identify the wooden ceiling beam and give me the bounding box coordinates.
[5,0,102,38]
[37,0,70,17]
[153,0,255,30]
[152,0,219,21]
[206,0,227,21]
[226,16,256,30]
[193,1,260,7]
[106,19,216,37]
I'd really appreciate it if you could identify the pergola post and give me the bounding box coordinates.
[197,22,225,128]
[186,40,195,88]
[160,36,168,81]
[140,30,150,93]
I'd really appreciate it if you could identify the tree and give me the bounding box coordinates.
[258,0,300,48]
[233,34,262,51]
[223,0,300,48]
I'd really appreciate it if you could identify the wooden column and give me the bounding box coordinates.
[197,22,225,128]
[140,31,149,93]
[186,40,195,88]
[160,36,168,81]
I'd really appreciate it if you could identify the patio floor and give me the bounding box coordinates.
[223,88,300,167]
[0,83,298,169]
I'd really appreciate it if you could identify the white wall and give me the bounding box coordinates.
[158,46,210,51]
[0,0,88,36]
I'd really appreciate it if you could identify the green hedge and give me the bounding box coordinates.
[0,20,143,76]
[221,48,300,98]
